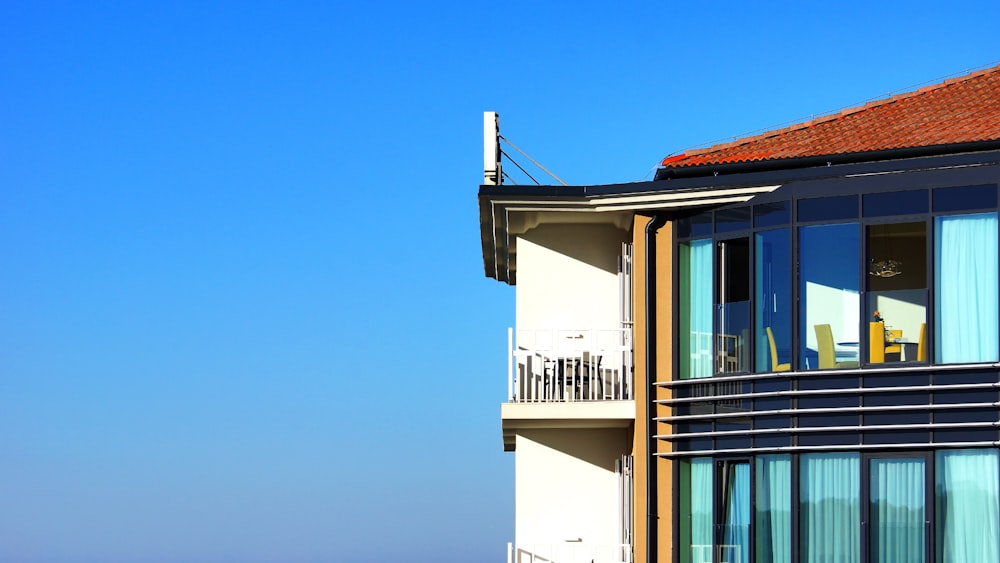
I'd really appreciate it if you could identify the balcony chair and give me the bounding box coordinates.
[815,323,860,369]
[766,327,790,372]
[868,321,900,363]
[917,322,927,362]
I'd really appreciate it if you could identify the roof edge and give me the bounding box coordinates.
[653,140,1000,181]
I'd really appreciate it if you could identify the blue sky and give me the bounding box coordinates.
[1,1,998,561]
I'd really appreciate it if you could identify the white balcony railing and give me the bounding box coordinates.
[508,542,633,563]
[508,328,633,403]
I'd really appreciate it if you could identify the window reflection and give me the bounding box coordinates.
[755,229,790,373]
[799,223,860,370]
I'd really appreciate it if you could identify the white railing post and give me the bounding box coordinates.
[508,327,514,402]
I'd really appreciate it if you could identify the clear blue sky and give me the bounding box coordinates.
[1,1,997,561]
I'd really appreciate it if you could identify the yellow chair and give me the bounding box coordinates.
[885,328,902,359]
[917,322,927,362]
[816,323,859,369]
[869,321,886,363]
[766,327,790,372]
[869,321,903,363]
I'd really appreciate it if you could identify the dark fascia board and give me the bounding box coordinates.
[652,140,1000,181]
[478,148,1000,283]
[482,147,1000,201]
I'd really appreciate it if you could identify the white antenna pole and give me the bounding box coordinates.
[483,112,501,185]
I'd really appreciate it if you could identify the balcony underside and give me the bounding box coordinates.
[501,401,635,451]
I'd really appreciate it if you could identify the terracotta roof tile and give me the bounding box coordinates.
[660,65,1000,169]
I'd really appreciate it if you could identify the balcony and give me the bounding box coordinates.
[508,542,633,563]
[508,328,633,403]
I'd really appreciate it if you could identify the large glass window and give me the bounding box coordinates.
[677,450,999,563]
[756,455,791,563]
[935,449,1000,561]
[678,187,1000,374]
[866,222,928,365]
[716,238,750,374]
[800,453,860,562]
[755,229,791,373]
[934,212,999,363]
[680,458,713,563]
[680,240,713,379]
[720,460,750,563]
[869,456,926,563]
[799,224,860,370]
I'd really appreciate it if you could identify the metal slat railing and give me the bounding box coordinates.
[508,327,633,403]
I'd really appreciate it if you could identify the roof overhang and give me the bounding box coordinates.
[478,148,1000,284]
[478,178,780,284]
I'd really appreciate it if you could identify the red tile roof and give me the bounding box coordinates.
[660,64,1000,170]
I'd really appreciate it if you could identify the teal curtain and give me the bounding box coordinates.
[681,458,713,563]
[935,212,999,363]
[936,449,1000,562]
[870,457,925,563]
[800,453,860,563]
[723,462,750,563]
[756,455,791,563]
[681,239,713,379]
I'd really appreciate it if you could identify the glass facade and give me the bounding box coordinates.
[678,449,1000,563]
[675,186,1000,374]
[672,182,1000,563]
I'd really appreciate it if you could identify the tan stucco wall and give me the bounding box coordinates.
[631,215,674,563]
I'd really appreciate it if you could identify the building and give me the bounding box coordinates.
[479,65,1000,563]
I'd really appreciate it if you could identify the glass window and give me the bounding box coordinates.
[798,195,858,223]
[716,207,751,233]
[716,238,750,374]
[864,190,928,217]
[800,453,860,563]
[755,229,791,373]
[680,240,713,379]
[799,223,860,370]
[679,458,713,563]
[720,461,750,563]
[866,222,928,365]
[935,449,1000,561]
[756,455,791,563]
[934,212,999,363]
[754,201,790,228]
[933,184,998,213]
[869,457,926,563]
[678,212,713,238]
